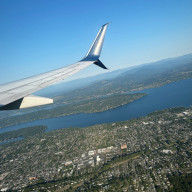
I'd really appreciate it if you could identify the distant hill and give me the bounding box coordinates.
[36,67,129,97]
[55,53,192,103]
[37,53,192,98]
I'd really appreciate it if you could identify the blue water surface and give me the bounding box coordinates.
[0,78,192,134]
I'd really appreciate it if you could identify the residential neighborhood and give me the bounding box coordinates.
[0,107,191,191]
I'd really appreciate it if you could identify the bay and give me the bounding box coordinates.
[0,78,192,134]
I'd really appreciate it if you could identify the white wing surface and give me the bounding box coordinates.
[0,23,109,110]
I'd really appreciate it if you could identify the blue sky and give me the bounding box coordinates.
[0,0,192,84]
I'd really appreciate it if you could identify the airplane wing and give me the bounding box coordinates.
[0,23,109,110]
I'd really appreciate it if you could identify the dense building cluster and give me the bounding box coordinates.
[0,107,191,191]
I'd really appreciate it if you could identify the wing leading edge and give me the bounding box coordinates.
[0,23,109,110]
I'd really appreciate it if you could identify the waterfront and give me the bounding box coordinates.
[0,78,192,134]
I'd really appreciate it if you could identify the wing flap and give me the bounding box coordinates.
[0,95,53,110]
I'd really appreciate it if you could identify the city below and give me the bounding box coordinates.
[0,107,191,191]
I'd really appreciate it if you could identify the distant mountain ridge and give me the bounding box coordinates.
[36,67,128,97]
[54,53,192,103]
[36,53,192,100]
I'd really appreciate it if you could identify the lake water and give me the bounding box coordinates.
[0,78,192,134]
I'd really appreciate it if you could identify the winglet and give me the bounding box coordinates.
[81,23,109,69]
